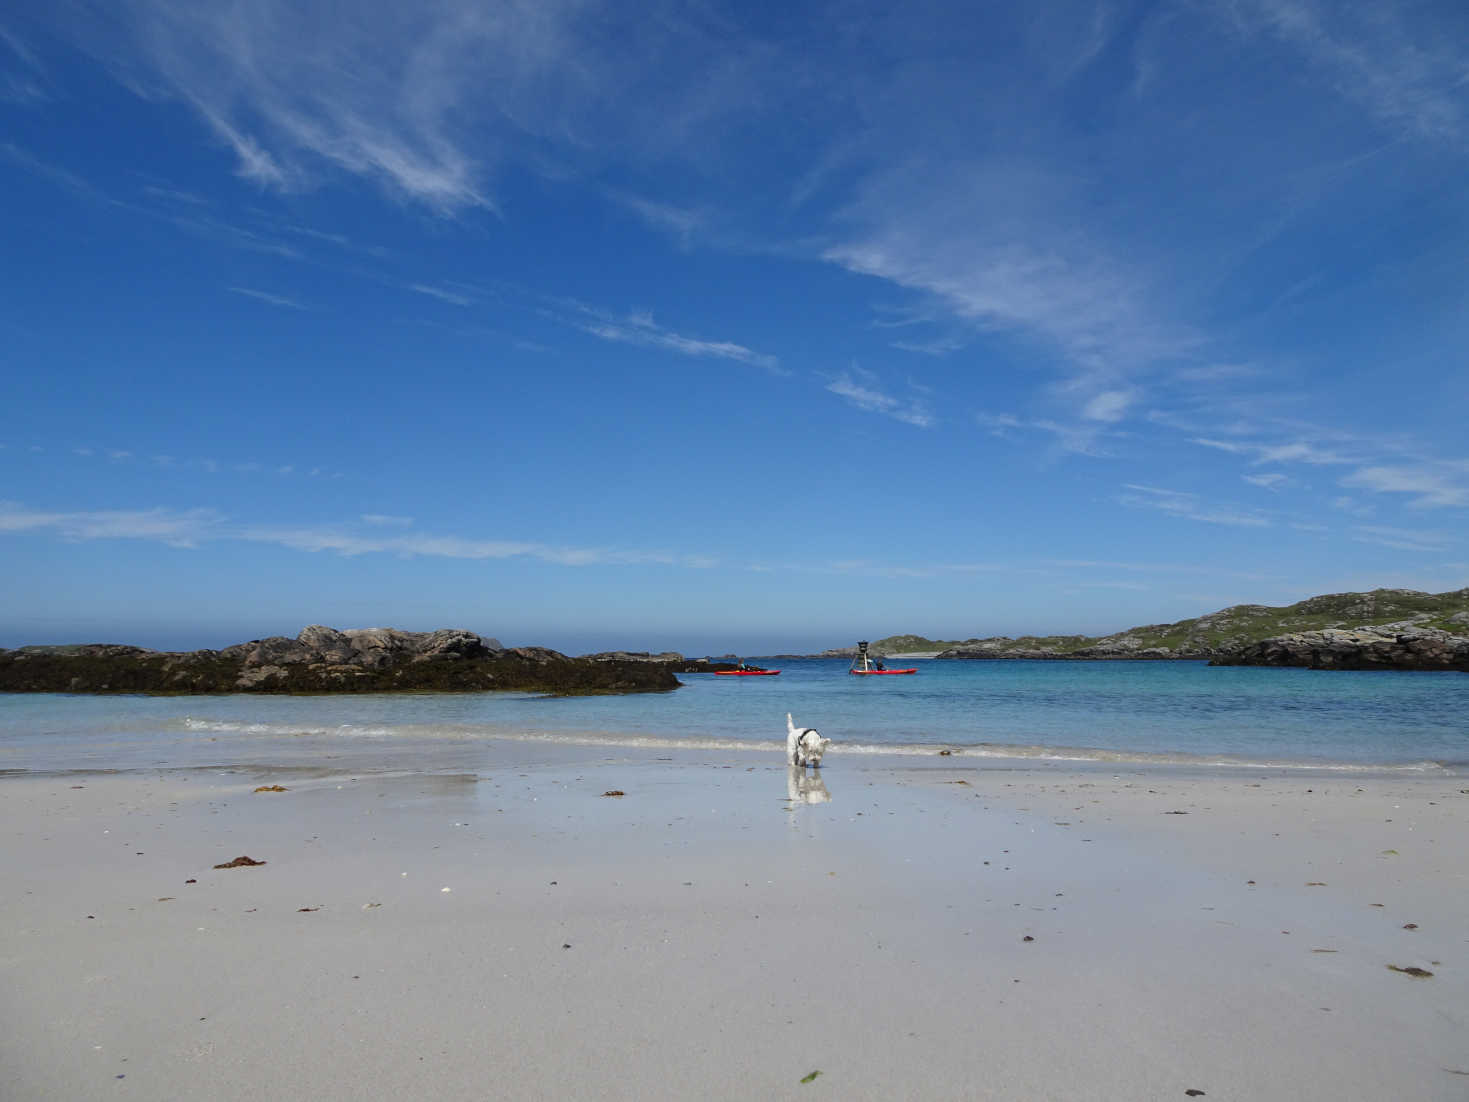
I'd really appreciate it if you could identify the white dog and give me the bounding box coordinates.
[786,713,831,768]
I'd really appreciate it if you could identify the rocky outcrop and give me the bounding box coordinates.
[582,650,722,674]
[216,626,505,671]
[582,650,685,663]
[935,637,1211,660]
[1210,628,1469,672]
[936,639,1058,660]
[0,627,678,695]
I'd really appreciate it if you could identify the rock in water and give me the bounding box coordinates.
[0,628,681,695]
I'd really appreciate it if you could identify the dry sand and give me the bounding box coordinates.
[3,746,1466,1100]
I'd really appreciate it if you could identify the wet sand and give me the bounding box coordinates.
[3,746,1466,1100]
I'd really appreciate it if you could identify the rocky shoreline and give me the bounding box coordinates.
[867,588,1469,672]
[1209,626,1469,672]
[932,638,1215,661]
[0,627,690,695]
[921,626,1469,671]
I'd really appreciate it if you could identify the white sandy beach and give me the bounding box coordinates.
[3,747,1466,1101]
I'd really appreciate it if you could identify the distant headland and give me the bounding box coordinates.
[816,588,1469,672]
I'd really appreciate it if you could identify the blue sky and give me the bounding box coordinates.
[2,0,1467,655]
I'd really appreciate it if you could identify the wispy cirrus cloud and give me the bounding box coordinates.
[5,160,311,264]
[164,211,299,258]
[1254,442,1354,465]
[803,3,1463,453]
[0,503,222,548]
[63,0,510,210]
[1340,464,1469,509]
[1330,495,1375,519]
[821,144,1202,430]
[238,525,542,561]
[820,559,1014,580]
[1118,484,1271,528]
[0,501,721,569]
[1190,437,1356,466]
[409,283,474,307]
[229,286,306,310]
[1187,429,1469,511]
[1082,390,1137,424]
[57,0,788,215]
[1,25,49,103]
[1047,559,1279,583]
[890,335,964,357]
[60,442,341,480]
[261,220,393,259]
[826,367,932,427]
[1172,363,1263,384]
[1226,0,1467,145]
[112,0,904,230]
[571,306,779,372]
[234,525,723,569]
[1350,525,1455,553]
[976,411,1117,458]
[139,182,209,206]
[607,191,704,243]
[1,142,110,200]
[825,200,1190,382]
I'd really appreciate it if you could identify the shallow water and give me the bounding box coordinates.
[3,658,1467,775]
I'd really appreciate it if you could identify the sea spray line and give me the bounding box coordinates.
[175,718,1450,773]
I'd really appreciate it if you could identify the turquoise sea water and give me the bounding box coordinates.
[3,659,1467,776]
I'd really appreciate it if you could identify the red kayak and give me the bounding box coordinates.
[714,669,781,676]
[849,668,917,675]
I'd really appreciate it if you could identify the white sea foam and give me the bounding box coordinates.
[173,717,1450,774]
[183,717,403,738]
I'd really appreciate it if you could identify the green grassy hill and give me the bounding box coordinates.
[865,633,965,653]
[864,587,1469,658]
[1107,588,1469,653]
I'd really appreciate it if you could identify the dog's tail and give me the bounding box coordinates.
[787,712,796,733]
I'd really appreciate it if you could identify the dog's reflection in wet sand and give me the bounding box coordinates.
[786,765,831,805]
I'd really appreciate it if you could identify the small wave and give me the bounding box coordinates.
[834,742,1447,773]
[182,718,402,739]
[171,717,1450,774]
[840,746,1445,769]
[490,730,785,753]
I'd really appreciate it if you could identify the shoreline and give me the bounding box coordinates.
[7,712,1461,780]
[4,741,1467,1100]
